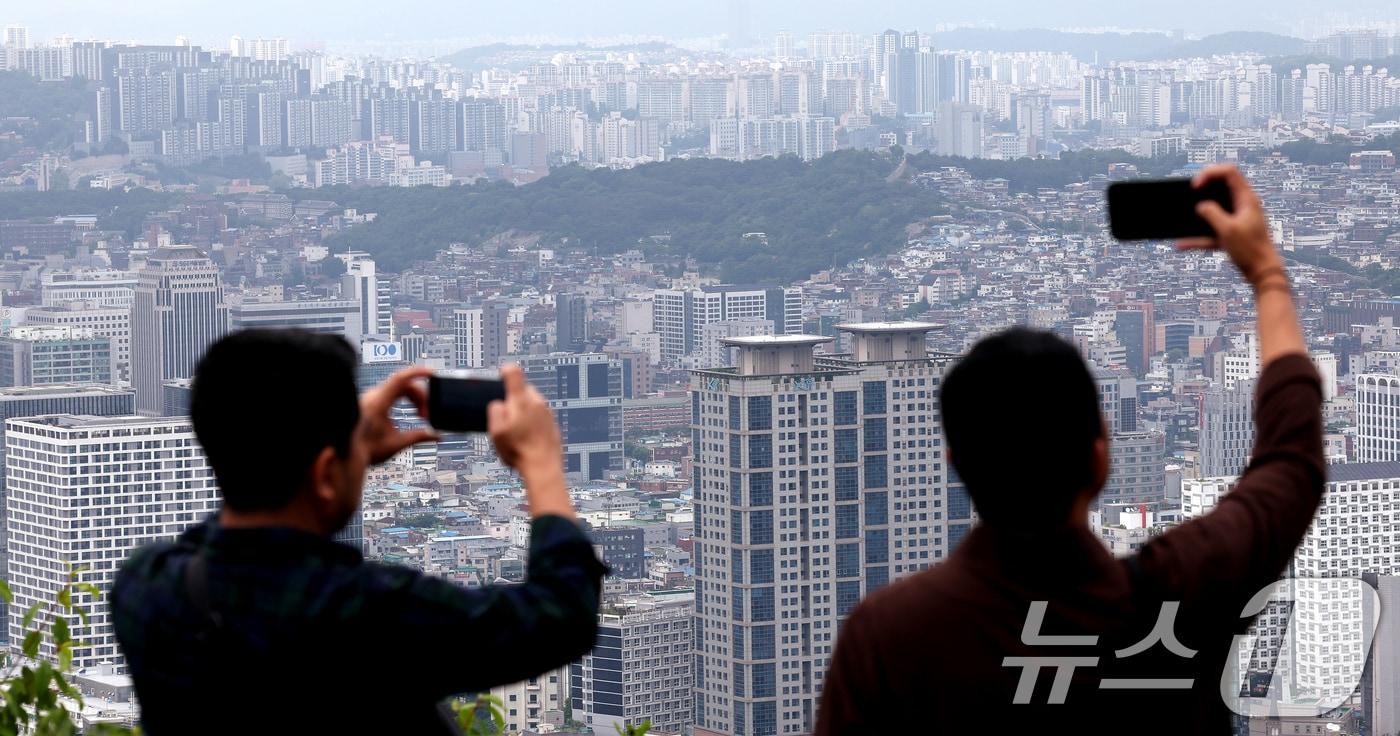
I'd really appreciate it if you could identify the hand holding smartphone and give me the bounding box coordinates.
[1107,177,1233,240]
[427,370,506,432]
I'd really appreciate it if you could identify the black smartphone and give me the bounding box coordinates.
[1106,177,1233,240]
[427,370,506,433]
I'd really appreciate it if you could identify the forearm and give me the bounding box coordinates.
[521,461,575,519]
[1254,276,1306,368]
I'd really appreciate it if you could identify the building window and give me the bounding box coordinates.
[834,391,857,425]
[749,435,772,469]
[836,580,861,616]
[864,491,888,525]
[836,543,860,577]
[864,418,886,452]
[834,429,858,464]
[864,454,887,489]
[863,380,887,414]
[749,472,773,506]
[865,529,889,564]
[748,396,772,431]
[834,467,858,502]
[835,504,859,539]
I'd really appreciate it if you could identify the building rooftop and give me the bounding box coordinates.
[9,414,187,430]
[0,384,133,399]
[1327,462,1400,483]
[836,321,944,334]
[718,333,832,347]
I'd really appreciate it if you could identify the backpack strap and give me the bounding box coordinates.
[184,551,224,639]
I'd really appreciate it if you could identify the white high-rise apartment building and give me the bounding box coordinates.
[697,319,774,369]
[131,246,228,415]
[1182,463,1400,704]
[4,27,29,50]
[41,269,136,308]
[572,591,694,735]
[248,38,289,63]
[5,415,220,670]
[338,252,393,339]
[453,303,509,369]
[653,285,802,363]
[1356,373,1400,462]
[25,302,132,383]
[1219,332,1261,389]
[692,323,952,736]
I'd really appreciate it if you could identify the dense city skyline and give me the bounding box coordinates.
[1,10,1399,736]
[7,1,1400,51]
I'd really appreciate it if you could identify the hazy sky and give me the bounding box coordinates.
[9,0,1400,50]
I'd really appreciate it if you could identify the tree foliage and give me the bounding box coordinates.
[0,72,94,151]
[0,567,136,736]
[0,188,174,239]
[312,150,944,282]
[906,148,1186,192]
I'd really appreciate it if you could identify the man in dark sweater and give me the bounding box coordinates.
[817,165,1324,734]
[112,330,606,734]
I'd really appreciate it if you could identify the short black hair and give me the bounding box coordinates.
[939,327,1104,526]
[191,329,360,512]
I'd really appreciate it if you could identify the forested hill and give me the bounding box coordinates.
[315,150,943,281]
[316,146,1185,280]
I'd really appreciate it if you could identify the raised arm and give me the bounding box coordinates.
[362,363,605,696]
[1135,165,1324,631]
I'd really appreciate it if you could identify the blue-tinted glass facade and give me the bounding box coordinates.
[834,466,859,501]
[835,505,859,539]
[748,396,772,430]
[864,491,887,525]
[865,529,889,563]
[834,429,858,463]
[863,380,886,413]
[749,472,773,505]
[749,435,772,469]
[834,391,858,425]
[864,417,886,452]
[864,454,887,488]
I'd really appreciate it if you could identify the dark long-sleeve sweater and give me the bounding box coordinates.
[113,514,607,735]
[817,352,1324,735]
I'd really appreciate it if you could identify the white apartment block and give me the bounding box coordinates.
[40,269,136,309]
[25,302,132,383]
[5,415,220,670]
[338,253,393,339]
[653,285,802,363]
[492,667,569,734]
[572,591,694,735]
[1181,463,1400,704]
[691,323,952,736]
[1356,373,1400,462]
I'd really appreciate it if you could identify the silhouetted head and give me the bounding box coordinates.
[940,327,1108,529]
[192,329,364,534]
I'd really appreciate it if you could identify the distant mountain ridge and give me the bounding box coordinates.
[930,28,1304,62]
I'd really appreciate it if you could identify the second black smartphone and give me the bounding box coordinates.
[1106,177,1233,241]
[427,370,506,433]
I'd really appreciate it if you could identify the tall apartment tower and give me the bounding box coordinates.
[572,591,694,735]
[131,245,228,415]
[556,293,588,353]
[653,284,802,363]
[691,322,952,736]
[1356,373,1400,462]
[338,252,393,339]
[1184,463,1400,705]
[1199,379,1255,478]
[5,415,221,670]
[453,302,509,369]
